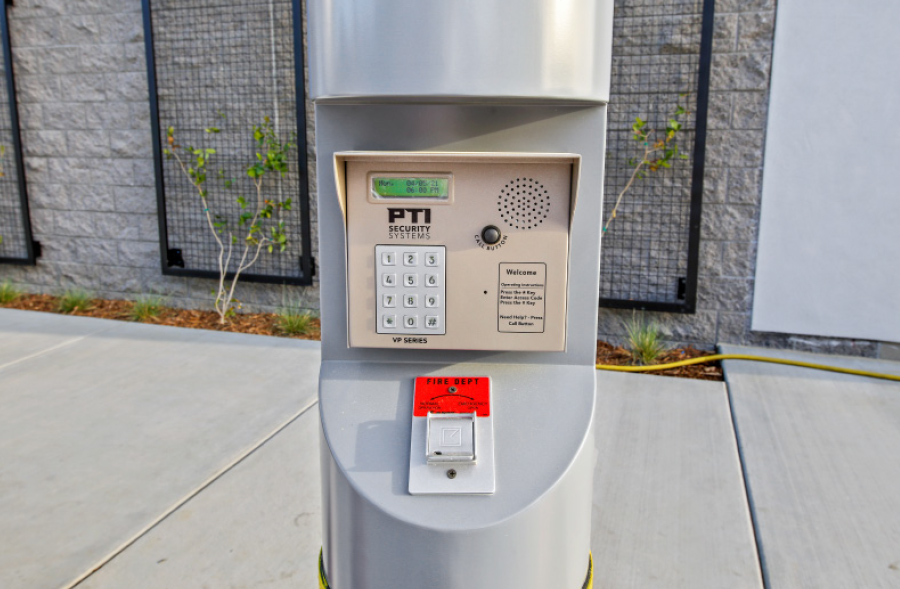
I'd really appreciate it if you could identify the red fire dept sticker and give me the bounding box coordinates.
[413,376,491,417]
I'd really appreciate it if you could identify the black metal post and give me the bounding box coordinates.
[679,0,716,314]
[141,0,171,277]
[0,0,36,265]
[292,0,314,282]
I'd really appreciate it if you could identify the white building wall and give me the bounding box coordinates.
[752,0,900,343]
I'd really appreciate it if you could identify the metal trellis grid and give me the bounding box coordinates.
[0,0,37,266]
[599,0,714,313]
[143,0,313,285]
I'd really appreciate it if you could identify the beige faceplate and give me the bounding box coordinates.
[337,152,579,351]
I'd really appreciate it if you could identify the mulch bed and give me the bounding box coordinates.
[2,293,321,341]
[3,294,721,380]
[596,341,723,381]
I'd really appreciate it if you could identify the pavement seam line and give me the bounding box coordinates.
[0,335,90,373]
[720,357,770,589]
[62,398,320,589]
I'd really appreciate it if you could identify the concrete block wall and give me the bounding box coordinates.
[0,0,319,313]
[0,0,888,357]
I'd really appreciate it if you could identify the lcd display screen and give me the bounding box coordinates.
[372,177,450,199]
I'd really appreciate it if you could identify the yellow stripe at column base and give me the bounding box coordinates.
[318,548,593,588]
[319,549,329,589]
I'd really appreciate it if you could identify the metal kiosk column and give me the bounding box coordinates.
[308,1,614,587]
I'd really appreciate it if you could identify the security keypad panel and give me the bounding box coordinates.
[338,152,580,351]
[376,245,446,335]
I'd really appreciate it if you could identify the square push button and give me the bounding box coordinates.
[404,315,419,329]
[383,315,397,329]
[425,252,440,266]
[383,294,397,308]
[381,252,396,266]
[403,252,419,266]
[382,273,396,287]
[426,413,476,464]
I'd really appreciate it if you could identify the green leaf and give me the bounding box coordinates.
[237,196,247,209]
[205,127,221,134]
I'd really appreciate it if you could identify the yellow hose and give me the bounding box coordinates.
[596,353,900,383]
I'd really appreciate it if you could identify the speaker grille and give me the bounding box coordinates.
[497,178,549,230]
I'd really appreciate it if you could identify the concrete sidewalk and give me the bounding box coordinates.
[0,309,760,588]
[7,309,896,588]
[0,310,321,589]
[721,344,900,589]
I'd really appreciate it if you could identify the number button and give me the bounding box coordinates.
[403,252,419,266]
[404,294,418,308]
[425,274,439,287]
[382,273,396,287]
[425,294,439,308]
[381,252,396,266]
[404,315,419,329]
[383,294,396,308]
[383,315,397,328]
[404,273,418,287]
[425,316,440,329]
[425,253,439,266]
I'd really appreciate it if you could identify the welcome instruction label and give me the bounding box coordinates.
[498,263,546,333]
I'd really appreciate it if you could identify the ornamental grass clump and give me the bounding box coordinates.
[56,288,94,314]
[275,301,315,336]
[0,279,22,305]
[129,294,167,322]
[624,311,668,366]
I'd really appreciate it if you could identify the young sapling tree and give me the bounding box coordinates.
[164,117,295,324]
[605,104,689,232]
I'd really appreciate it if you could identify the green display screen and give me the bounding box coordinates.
[372,177,449,199]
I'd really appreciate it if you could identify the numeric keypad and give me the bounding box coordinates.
[376,245,446,335]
